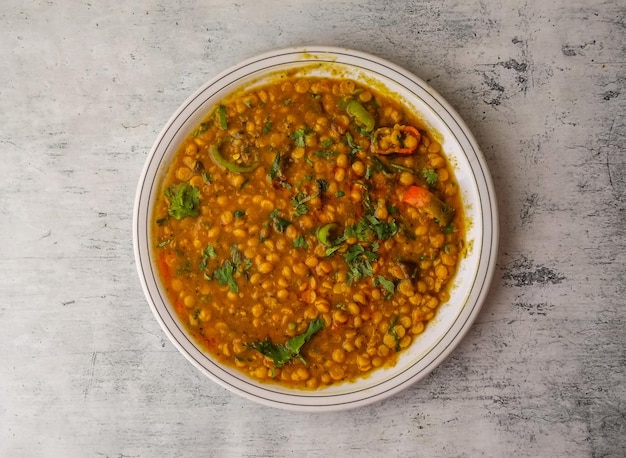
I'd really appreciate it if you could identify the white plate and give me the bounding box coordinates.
[133,46,498,411]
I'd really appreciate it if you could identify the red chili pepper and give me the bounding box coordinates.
[158,251,172,286]
[402,185,454,226]
[371,125,421,155]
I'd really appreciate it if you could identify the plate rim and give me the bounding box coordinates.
[133,46,499,412]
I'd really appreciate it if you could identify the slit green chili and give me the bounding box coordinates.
[210,145,258,173]
[345,99,375,132]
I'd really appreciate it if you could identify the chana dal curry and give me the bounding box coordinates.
[153,74,465,389]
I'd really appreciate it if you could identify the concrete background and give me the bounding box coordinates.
[1,1,624,456]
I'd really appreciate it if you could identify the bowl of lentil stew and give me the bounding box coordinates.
[134,47,498,411]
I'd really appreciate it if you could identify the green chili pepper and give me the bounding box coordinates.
[317,222,340,247]
[345,99,375,132]
[209,145,258,173]
[218,105,228,130]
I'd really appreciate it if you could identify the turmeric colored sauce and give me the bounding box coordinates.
[152,76,464,389]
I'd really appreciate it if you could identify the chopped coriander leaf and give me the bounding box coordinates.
[370,156,392,175]
[364,215,399,240]
[157,239,171,248]
[199,244,217,270]
[268,153,281,180]
[315,150,336,158]
[262,121,273,135]
[422,168,439,186]
[335,190,345,198]
[373,275,395,299]
[343,244,378,282]
[321,138,334,148]
[176,259,192,275]
[244,100,252,108]
[292,201,309,217]
[229,245,252,271]
[284,98,292,106]
[164,182,200,219]
[213,260,238,292]
[324,245,343,257]
[246,318,325,368]
[290,128,310,147]
[293,235,309,249]
[269,209,291,232]
[202,172,212,183]
[192,122,211,137]
[345,132,361,155]
[292,182,324,213]
[354,124,372,137]
[387,316,401,350]
[233,209,246,219]
[246,339,292,368]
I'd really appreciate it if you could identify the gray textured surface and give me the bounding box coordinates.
[1,1,625,457]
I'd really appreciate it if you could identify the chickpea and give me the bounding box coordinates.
[399,171,415,186]
[351,160,366,177]
[333,309,348,324]
[293,262,308,277]
[294,79,310,93]
[435,264,449,279]
[334,167,346,182]
[329,365,345,381]
[356,354,371,371]
[336,153,349,168]
[332,348,346,363]
[175,167,193,181]
[251,304,264,318]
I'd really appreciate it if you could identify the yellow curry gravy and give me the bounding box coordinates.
[152,75,464,389]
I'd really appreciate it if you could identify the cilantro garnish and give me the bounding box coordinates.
[343,244,379,282]
[373,275,395,299]
[268,153,281,181]
[387,316,401,351]
[269,209,291,232]
[246,318,325,368]
[422,168,439,186]
[345,132,361,155]
[213,261,238,292]
[164,182,200,219]
[209,245,252,293]
[293,235,309,249]
[192,122,210,137]
[199,244,217,270]
[290,128,309,147]
[290,191,311,217]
